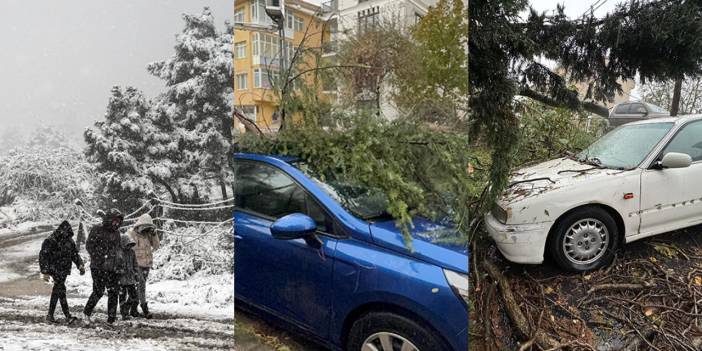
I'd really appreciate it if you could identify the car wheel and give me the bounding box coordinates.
[345,312,450,351]
[549,207,619,272]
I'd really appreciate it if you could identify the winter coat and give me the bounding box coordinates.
[39,221,83,277]
[86,208,124,272]
[119,234,138,286]
[127,214,160,268]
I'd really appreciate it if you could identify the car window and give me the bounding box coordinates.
[234,161,335,233]
[662,121,702,162]
[306,195,333,233]
[614,104,630,114]
[235,162,305,218]
[577,122,674,169]
[646,103,668,114]
[630,103,647,114]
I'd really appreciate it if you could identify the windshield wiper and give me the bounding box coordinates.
[577,155,605,169]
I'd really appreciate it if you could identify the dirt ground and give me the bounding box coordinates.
[235,308,328,351]
[470,224,702,351]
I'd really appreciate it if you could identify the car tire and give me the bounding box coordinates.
[548,207,619,272]
[345,312,451,351]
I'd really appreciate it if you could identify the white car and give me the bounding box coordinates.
[485,115,702,272]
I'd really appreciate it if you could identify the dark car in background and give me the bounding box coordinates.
[608,102,669,127]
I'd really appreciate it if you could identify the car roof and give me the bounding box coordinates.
[234,152,302,164]
[624,114,702,126]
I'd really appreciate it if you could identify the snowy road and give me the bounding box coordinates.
[0,228,235,350]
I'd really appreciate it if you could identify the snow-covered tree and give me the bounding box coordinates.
[26,124,72,150]
[147,7,233,200]
[0,145,96,222]
[84,86,153,209]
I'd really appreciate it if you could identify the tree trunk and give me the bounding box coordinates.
[670,77,683,116]
[233,109,264,136]
[517,87,610,117]
[220,178,228,200]
[151,176,179,203]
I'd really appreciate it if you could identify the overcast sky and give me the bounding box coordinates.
[0,0,231,143]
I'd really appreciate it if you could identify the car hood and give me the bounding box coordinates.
[369,218,468,274]
[502,157,627,204]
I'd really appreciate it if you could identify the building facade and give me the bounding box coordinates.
[321,0,438,120]
[233,0,440,132]
[233,0,324,133]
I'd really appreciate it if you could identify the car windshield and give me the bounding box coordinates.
[293,162,391,220]
[576,122,674,169]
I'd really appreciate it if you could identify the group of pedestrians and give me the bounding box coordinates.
[38,209,160,325]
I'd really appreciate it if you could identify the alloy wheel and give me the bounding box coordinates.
[361,332,419,351]
[562,218,609,265]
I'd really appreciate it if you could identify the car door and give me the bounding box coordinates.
[640,120,702,236]
[234,160,338,337]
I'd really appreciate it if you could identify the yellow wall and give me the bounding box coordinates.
[233,0,327,133]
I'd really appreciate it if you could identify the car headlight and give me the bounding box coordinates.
[443,269,469,305]
[491,205,509,223]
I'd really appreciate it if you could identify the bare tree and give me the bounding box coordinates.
[640,76,702,115]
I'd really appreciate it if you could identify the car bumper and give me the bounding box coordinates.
[484,213,551,264]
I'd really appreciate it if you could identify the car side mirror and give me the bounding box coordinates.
[642,110,649,117]
[656,152,692,169]
[270,213,317,240]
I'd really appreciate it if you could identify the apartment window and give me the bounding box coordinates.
[239,105,257,122]
[235,42,247,59]
[234,9,245,23]
[235,73,248,90]
[358,7,380,34]
[284,41,294,64]
[294,16,304,32]
[254,68,280,89]
[252,32,293,65]
[251,0,272,25]
[286,13,304,32]
[252,32,277,59]
[286,13,294,30]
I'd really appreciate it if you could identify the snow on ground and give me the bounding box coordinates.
[0,270,22,283]
[0,221,234,350]
[0,320,176,351]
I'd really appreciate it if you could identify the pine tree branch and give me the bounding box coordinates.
[518,87,610,117]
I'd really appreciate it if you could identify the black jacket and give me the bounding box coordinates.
[119,234,138,286]
[86,208,124,271]
[39,221,83,277]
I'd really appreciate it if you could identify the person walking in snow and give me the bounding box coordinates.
[83,208,124,324]
[127,214,159,319]
[118,234,139,320]
[39,221,85,324]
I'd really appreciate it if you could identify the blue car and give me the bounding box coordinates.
[234,153,469,351]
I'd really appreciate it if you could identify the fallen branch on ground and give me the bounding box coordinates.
[483,259,561,350]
